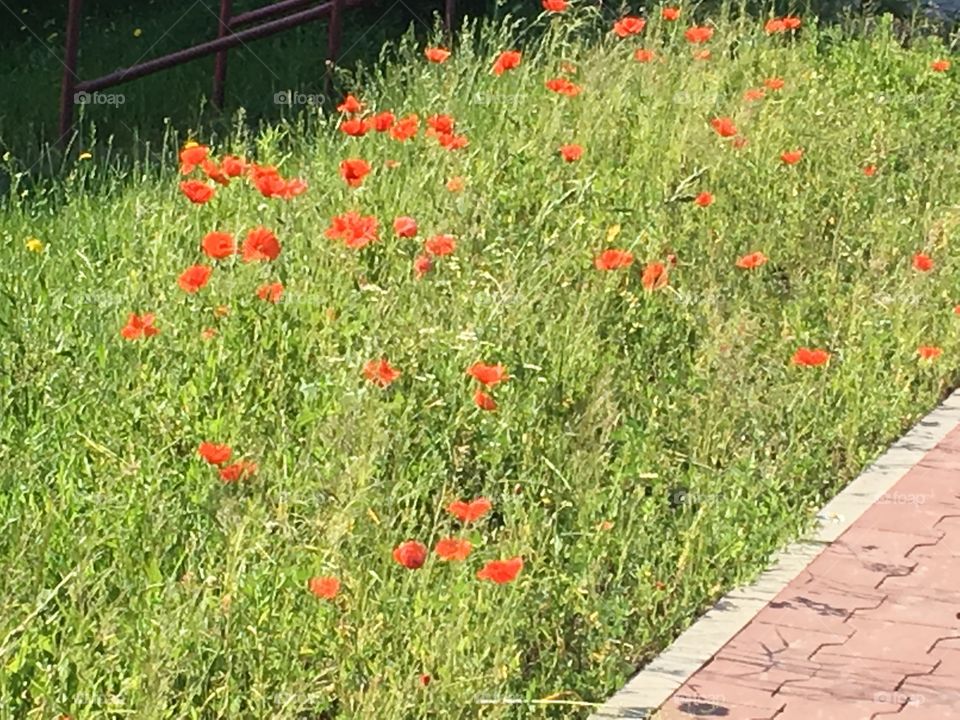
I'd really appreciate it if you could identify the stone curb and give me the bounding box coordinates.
[590,389,960,719]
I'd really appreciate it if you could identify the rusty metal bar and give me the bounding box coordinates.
[212,0,233,108]
[325,0,345,97]
[58,0,84,141]
[231,0,315,27]
[444,0,456,35]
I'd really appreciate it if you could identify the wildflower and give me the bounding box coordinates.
[467,363,509,386]
[178,265,212,293]
[120,313,159,340]
[25,237,43,253]
[764,77,785,90]
[931,59,951,72]
[390,114,420,141]
[594,249,633,270]
[180,144,209,173]
[339,117,369,137]
[477,557,523,584]
[634,48,657,63]
[307,576,340,600]
[493,50,522,76]
[425,47,451,63]
[221,155,247,176]
[694,191,713,207]
[198,442,232,465]
[426,114,455,134]
[863,164,877,177]
[393,540,428,569]
[201,327,217,340]
[201,159,230,186]
[542,0,568,11]
[436,132,469,150]
[780,149,803,165]
[340,158,372,187]
[685,26,713,43]
[613,16,646,37]
[394,216,418,237]
[202,231,235,259]
[736,251,768,269]
[743,88,766,102]
[414,254,433,279]
[792,347,830,366]
[241,227,281,262]
[474,389,497,411]
[78,151,92,161]
[765,18,786,33]
[447,497,492,523]
[661,7,680,20]
[369,111,395,132]
[326,212,379,249]
[257,282,284,303]
[435,538,472,561]
[219,460,257,483]
[559,143,584,162]
[545,77,582,96]
[642,262,668,290]
[419,674,432,687]
[337,94,363,114]
[918,346,942,360]
[446,176,465,192]
[363,358,401,387]
[180,180,215,204]
[782,16,801,29]
[425,234,456,256]
[710,117,737,137]
[913,253,934,271]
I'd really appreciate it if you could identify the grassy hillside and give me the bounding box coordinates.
[2,6,960,718]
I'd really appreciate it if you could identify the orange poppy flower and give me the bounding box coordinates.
[446,176,465,192]
[542,0,568,10]
[180,180,215,204]
[256,282,284,303]
[694,191,713,207]
[613,16,646,37]
[743,88,766,102]
[120,312,159,340]
[425,47,451,63]
[363,358,401,387]
[474,389,497,411]
[780,149,803,165]
[765,18,786,33]
[634,48,657,63]
[467,363,509,387]
[390,114,420,141]
[684,26,713,43]
[863,164,877,177]
[198,442,232,465]
[219,460,257,483]
[307,576,340,600]
[221,155,247,177]
[594,249,634,270]
[200,159,230,186]
[427,114,455,134]
[242,227,281,262]
[201,327,218,340]
[913,252,934,272]
[325,212,379,249]
[394,216,418,237]
[339,117,369,137]
[425,234,456,256]
[764,77,785,90]
[178,265,212,293]
[435,538,472,561]
[918,346,942,360]
[931,59,951,72]
[559,143,584,162]
[370,111,395,132]
[710,117,737,137]
[792,347,830,367]
[661,7,680,20]
[393,540,427,569]
[337,94,363,114]
[782,16,801,29]
[492,50,522,76]
[477,557,523,584]
[736,251,768,269]
[202,231,235,259]
[545,77,582,96]
[642,262,668,290]
[179,144,209,174]
[447,497,492,523]
[340,158,371,187]
[414,254,433,279]
[436,132,469,150]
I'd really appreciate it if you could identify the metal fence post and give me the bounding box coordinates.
[58,0,84,143]
[213,0,233,109]
[325,0,345,98]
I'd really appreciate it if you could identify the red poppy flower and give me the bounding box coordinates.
[634,48,657,63]
[425,234,456,256]
[257,282,284,303]
[436,132,469,150]
[337,94,363,114]
[363,358,401,387]
[198,442,232,465]
[710,117,737,137]
[743,88,766,102]
[736,251,768,269]
[492,50,522,76]
[780,149,803,165]
[594,249,634,270]
[414,254,433,279]
[467,363,508,387]
[559,144,584,162]
[782,16,801,29]
[792,347,830,367]
[918,345,943,360]
[394,216,418,237]
[953,304,960,316]
[447,497,492,523]
[339,117,369,137]
[446,176,465,193]
[474,389,497,411]
[180,180,215,204]
[201,159,230,186]
[179,144,209,174]
[419,674,431,687]
[221,155,248,177]
[694,191,713,207]
[613,16,646,37]
[390,114,420,141]
[178,265,212,293]
[251,167,308,199]
[685,26,713,43]
[393,540,427,569]
[340,158,372,187]
[307,576,340,600]
[661,6,680,20]
[427,114,455,134]
[425,47,451,63]
[863,164,877,177]
[477,557,523,584]
[326,212,380,249]
[764,77,785,90]
[545,77,582,96]
[120,312,159,340]
[201,327,217,340]
[931,59,951,73]
[219,460,257,483]
[542,0,568,11]
[765,18,786,33]
[202,231,235,259]
[913,252,934,272]
[435,538,472,561]
[242,227,281,262]
[642,262,668,290]
[369,111,395,132]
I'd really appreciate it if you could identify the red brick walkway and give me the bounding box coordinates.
[658,426,960,720]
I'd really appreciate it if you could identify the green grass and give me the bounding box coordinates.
[2,5,960,719]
